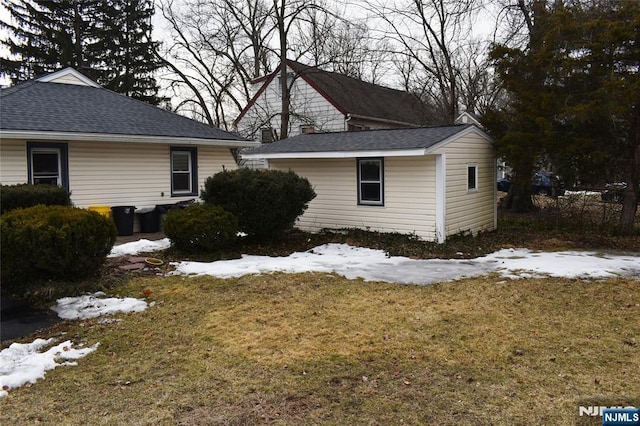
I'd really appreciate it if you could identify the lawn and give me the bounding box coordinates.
[1,270,638,425]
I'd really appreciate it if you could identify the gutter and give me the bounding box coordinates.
[0,130,260,148]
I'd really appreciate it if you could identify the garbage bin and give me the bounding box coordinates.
[137,207,160,233]
[111,206,136,236]
[88,205,111,218]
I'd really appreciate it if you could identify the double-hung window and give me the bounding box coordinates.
[171,147,197,196]
[27,142,69,190]
[357,158,384,206]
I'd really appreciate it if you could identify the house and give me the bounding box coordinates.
[0,68,258,230]
[242,124,496,243]
[234,59,432,142]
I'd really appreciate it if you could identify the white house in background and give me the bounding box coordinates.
[234,59,432,142]
[0,68,258,229]
[242,124,496,243]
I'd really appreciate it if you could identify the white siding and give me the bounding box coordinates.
[0,139,27,184]
[269,157,438,240]
[0,139,236,208]
[236,65,346,140]
[432,133,496,236]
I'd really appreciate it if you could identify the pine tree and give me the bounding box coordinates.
[1,0,96,83]
[88,0,163,105]
[1,0,163,105]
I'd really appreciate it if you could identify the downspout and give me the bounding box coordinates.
[345,113,352,131]
[435,154,446,243]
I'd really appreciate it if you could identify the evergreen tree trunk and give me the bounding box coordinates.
[619,108,640,231]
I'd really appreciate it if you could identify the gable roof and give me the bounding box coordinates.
[235,60,431,127]
[1,68,256,147]
[242,124,491,159]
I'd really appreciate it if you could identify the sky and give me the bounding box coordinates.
[1,238,638,398]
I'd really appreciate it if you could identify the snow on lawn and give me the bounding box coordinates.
[51,292,149,320]
[0,339,99,398]
[108,238,171,258]
[1,293,149,397]
[170,244,640,285]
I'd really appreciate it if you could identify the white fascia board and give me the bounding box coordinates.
[424,126,493,154]
[242,148,428,159]
[36,68,100,87]
[0,130,259,148]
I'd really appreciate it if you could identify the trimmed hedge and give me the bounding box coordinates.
[1,205,117,295]
[201,168,316,240]
[1,184,72,214]
[163,204,238,254]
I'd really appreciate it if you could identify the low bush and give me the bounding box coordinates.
[0,183,72,214]
[163,204,238,254]
[201,168,316,240]
[1,205,117,297]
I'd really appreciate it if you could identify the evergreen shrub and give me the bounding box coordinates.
[0,205,117,295]
[163,204,238,253]
[0,183,72,214]
[201,168,316,239]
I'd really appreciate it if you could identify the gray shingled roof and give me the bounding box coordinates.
[287,61,431,126]
[1,80,247,141]
[243,124,476,156]
[235,60,432,126]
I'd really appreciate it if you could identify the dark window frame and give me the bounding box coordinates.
[27,142,69,190]
[170,147,198,197]
[357,157,384,206]
[468,163,478,192]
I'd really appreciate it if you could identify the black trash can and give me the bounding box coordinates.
[137,207,160,233]
[111,206,136,236]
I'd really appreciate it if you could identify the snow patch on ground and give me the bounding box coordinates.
[51,292,149,320]
[108,238,171,257]
[0,339,99,398]
[170,244,640,285]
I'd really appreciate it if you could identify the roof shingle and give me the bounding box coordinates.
[1,79,246,141]
[244,124,477,156]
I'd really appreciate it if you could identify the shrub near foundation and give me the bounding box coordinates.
[201,168,316,239]
[163,204,238,254]
[0,183,72,214]
[0,205,116,296]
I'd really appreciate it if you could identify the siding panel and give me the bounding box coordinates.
[0,139,235,208]
[432,133,496,236]
[269,157,438,240]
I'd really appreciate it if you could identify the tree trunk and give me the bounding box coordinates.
[277,2,289,140]
[504,163,535,212]
[618,108,640,232]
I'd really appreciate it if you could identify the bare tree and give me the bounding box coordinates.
[367,0,484,124]
[155,0,274,128]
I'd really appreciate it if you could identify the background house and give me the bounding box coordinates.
[242,124,496,243]
[0,68,257,230]
[234,60,433,142]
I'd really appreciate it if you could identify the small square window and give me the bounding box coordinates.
[358,158,384,205]
[468,164,478,192]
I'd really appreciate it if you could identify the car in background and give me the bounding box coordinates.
[601,182,626,203]
[496,172,565,196]
[531,171,565,196]
[497,177,511,192]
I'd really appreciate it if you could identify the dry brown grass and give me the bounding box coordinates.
[1,272,638,425]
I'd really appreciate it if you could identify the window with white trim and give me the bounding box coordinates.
[467,163,478,192]
[171,147,197,196]
[357,158,384,205]
[27,142,69,190]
